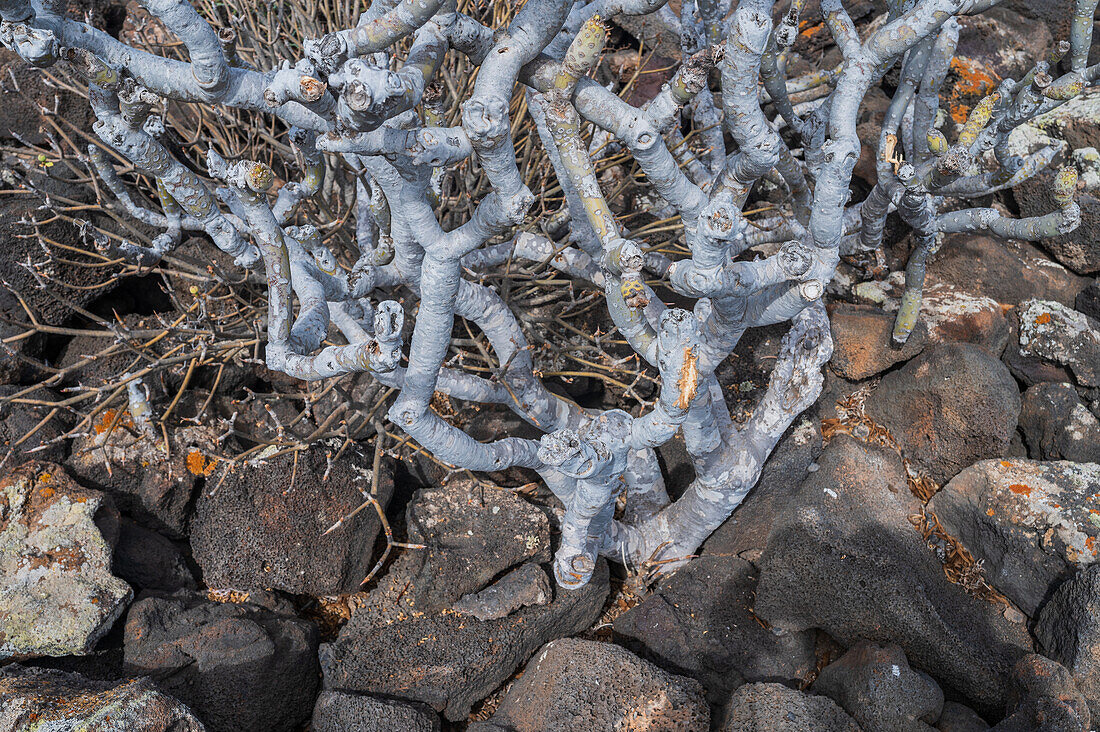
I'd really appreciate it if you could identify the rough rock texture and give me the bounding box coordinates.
[927,235,1087,309]
[990,654,1090,731]
[452,561,551,621]
[0,386,71,463]
[1017,300,1100,388]
[123,590,319,732]
[191,447,394,594]
[929,460,1100,616]
[614,420,822,700]
[113,517,197,592]
[468,638,709,732]
[0,462,131,660]
[1035,565,1100,721]
[1019,383,1100,463]
[828,302,926,380]
[754,436,1032,713]
[955,7,1051,82]
[312,691,440,732]
[866,342,1021,485]
[936,701,991,731]
[721,682,861,732]
[67,417,225,538]
[1003,311,1075,387]
[0,665,204,731]
[812,641,944,732]
[1078,280,1100,321]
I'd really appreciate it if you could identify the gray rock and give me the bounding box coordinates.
[614,420,822,701]
[0,462,131,660]
[812,641,943,732]
[1017,300,1100,388]
[721,683,861,732]
[753,436,1032,713]
[312,690,439,732]
[1019,383,1100,463]
[990,654,1090,731]
[452,561,551,621]
[468,638,709,732]
[828,302,926,380]
[0,665,204,731]
[936,701,991,731]
[1003,311,1076,387]
[865,342,1020,485]
[123,590,319,732]
[191,447,394,594]
[929,460,1100,617]
[1035,565,1100,721]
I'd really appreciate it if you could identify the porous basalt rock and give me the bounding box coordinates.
[1016,300,1100,388]
[1035,565,1100,721]
[312,690,440,732]
[721,682,861,732]
[1018,382,1100,463]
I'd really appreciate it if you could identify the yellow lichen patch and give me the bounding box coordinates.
[185,450,218,477]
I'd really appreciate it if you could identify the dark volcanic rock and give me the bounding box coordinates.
[0,665,203,731]
[1078,280,1100,321]
[0,386,70,463]
[0,462,131,660]
[865,342,1020,485]
[123,590,319,732]
[1035,565,1100,721]
[312,690,440,732]
[828,302,926,380]
[990,654,1090,731]
[936,701,991,731]
[753,436,1032,713]
[812,641,944,732]
[929,459,1100,617]
[469,638,709,732]
[1017,300,1100,388]
[614,419,821,700]
[1019,382,1100,463]
[1003,310,1075,387]
[721,682,861,732]
[113,517,197,592]
[452,561,551,621]
[191,447,394,594]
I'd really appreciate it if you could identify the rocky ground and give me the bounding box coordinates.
[2,1,1100,731]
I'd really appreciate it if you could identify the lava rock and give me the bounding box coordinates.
[0,386,71,463]
[812,640,944,732]
[614,420,822,700]
[0,665,203,731]
[1019,382,1100,462]
[721,682,861,732]
[0,462,131,660]
[828,302,927,380]
[1035,565,1100,721]
[990,654,1090,731]
[468,638,709,732]
[1017,300,1100,388]
[123,590,319,732]
[1078,280,1100,321]
[929,459,1100,616]
[191,446,394,595]
[1003,310,1076,387]
[452,561,552,621]
[936,701,991,731]
[112,517,197,592]
[312,690,440,732]
[753,436,1032,713]
[865,342,1021,485]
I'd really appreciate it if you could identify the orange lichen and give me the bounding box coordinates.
[986,508,995,517]
[1009,483,1032,496]
[185,450,218,477]
[947,57,1000,124]
[1034,313,1052,325]
[38,487,54,499]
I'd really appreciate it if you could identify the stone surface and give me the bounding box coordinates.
[929,459,1100,616]
[1077,280,1100,322]
[990,654,1090,731]
[812,641,944,732]
[452,561,551,621]
[0,386,71,463]
[1035,565,1100,722]
[113,517,197,592]
[936,701,991,731]
[468,638,709,732]
[0,665,204,731]
[312,690,439,732]
[866,342,1021,485]
[191,447,394,594]
[614,420,822,700]
[123,590,319,732]
[828,302,926,380]
[0,462,131,660]
[754,436,1032,713]
[1017,300,1100,388]
[721,682,861,732]
[1019,383,1100,463]
[1003,311,1075,387]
